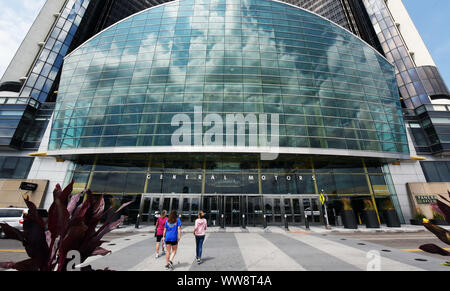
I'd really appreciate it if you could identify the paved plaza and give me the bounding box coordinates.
[77,226,449,271]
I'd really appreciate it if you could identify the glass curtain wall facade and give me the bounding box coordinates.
[47,0,409,226]
[20,0,92,103]
[50,0,408,154]
[362,0,450,109]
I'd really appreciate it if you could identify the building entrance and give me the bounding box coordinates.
[138,194,323,227]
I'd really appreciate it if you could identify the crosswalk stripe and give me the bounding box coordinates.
[235,233,306,271]
[285,233,425,271]
[170,233,203,271]
[82,233,153,268]
[0,249,26,253]
[129,233,210,271]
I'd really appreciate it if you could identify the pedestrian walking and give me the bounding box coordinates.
[155,210,168,258]
[194,210,207,264]
[162,210,181,270]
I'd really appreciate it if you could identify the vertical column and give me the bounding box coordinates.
[257,157,262,195]
[143,155,152,194]
[83,155,98,202]
[86,155,98,190]
[202,155,207,194]
[362,158,381,224]
[310,157,319,195]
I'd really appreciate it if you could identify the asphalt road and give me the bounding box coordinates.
[330,232,450,260]
[0,233,130,267]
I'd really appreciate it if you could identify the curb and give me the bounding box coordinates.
[108,225,436,234]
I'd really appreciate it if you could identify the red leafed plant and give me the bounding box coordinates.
[0,180,131,271]
[419,190,450,266]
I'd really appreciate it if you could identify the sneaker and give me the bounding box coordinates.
[197,258,201,265]
[169,260,174,270]
[165,264,170,270]
[155,253,159,259]
[161,250,166,255]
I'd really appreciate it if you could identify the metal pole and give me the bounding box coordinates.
[135,214,140,229]
[242,214,246,229]
[323,195,331,230]
[221,214,225,229]
[284,214,289,230]
[304,209,310,230]
[263,214,267,229]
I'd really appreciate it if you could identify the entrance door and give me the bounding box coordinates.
[224,196,241,226]
[247,196,263,226]
[181,197,191,224]
[263,196,284,225]
[138,195,161,225]
[190,197,200,223]
[161,196,181,215]
[292,198,302,224]
[283,198,293,224]
[140,194,201,226]
[273,198,282,224]
[301,197,322,225]
[264,197,273,224]
[203,195,220,227]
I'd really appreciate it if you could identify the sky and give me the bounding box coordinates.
[0,0,449,86]
[0,0,46,79]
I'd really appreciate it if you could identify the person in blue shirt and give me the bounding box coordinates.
[162,210,181,270]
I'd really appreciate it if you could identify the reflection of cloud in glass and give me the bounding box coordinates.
[50,0,407,154]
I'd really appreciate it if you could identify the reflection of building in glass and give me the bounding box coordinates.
[362,0,449,109]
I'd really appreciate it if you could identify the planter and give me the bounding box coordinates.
[430,220,449,226]
[335,215,343,227]
[384,210,401,228]
[342,210,358,229]
[364,210,380,228]
[410,219,423,226]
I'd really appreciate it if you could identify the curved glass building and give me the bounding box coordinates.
[47,0,409,226]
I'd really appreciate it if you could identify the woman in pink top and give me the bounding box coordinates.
[194,211,207,264]
[155,210,168,258]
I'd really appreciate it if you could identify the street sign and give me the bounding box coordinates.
[320,193,325,205]
[20,182,38,191]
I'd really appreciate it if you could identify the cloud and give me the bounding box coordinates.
[0,0,46,79]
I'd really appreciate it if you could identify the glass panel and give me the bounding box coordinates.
[274,198,282,223]
[51,0,408,156]
[264,198,273,223]
[191,198,200,222]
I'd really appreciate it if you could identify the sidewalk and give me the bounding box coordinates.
[111,224,449,234]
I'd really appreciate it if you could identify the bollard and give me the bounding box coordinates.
[263,214,267,229]
[304,211,310,230]
[242,214,246,229]
[135,214,140,229]
[284,214,289,230]
[220,214,225,229]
